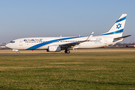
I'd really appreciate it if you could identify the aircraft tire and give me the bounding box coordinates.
[65,49,70,54]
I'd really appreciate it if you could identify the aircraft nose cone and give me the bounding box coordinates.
[6,44,10,48]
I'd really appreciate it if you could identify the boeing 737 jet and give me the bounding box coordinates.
[6,14,131,53]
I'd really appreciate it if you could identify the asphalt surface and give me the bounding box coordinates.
[0,49,135,55]
[0,52,135,55]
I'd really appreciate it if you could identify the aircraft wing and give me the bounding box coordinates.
[60,41,82,49]
[60,32,94,50]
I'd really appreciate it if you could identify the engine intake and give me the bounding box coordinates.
[47,45,61,52]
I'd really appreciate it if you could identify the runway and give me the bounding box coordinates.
[0,48,135,55]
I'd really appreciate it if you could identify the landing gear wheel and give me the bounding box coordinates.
[17,51,20,53]
[65,49,70,54]
[67,50,70,54]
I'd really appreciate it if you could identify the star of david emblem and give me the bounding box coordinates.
[116,23,121,29]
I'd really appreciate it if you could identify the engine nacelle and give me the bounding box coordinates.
[47,46,61,52]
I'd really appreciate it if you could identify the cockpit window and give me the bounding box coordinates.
[10,41,15,43]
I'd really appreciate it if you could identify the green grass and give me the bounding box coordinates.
[0,54,135,90]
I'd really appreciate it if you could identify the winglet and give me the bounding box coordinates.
[86,32,94,41]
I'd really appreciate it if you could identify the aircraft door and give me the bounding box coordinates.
[19,41,23,46]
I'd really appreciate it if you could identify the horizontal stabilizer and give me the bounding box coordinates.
[114,35,131,39]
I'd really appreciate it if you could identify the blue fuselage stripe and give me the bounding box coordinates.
[116,16,126,23]
[101,29,123,36]
[26,36,84,50]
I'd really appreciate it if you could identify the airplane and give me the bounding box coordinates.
[6,14,131,54]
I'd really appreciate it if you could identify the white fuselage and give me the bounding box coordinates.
[6,35,117,50]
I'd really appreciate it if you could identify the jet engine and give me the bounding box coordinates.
[47,45,61,52]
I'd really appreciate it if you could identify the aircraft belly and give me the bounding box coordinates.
[38,46,48,49]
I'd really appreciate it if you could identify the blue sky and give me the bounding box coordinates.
[0,0,135,43]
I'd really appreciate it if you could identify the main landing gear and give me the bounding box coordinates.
[65,49,70,54]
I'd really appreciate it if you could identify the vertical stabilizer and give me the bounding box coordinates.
[101,14,127,37]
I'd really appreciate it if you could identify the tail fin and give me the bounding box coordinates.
[101,14,127,37]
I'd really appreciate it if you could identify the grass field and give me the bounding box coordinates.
[0,50,135,90]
